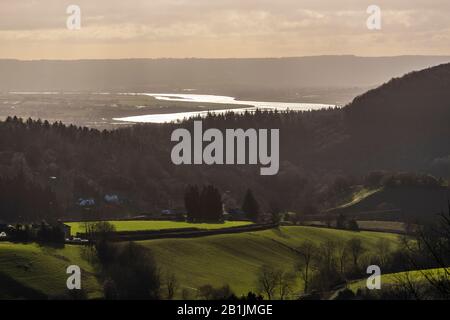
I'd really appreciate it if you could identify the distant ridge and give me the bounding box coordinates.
[1,55,449,92]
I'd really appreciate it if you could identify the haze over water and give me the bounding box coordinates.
[114,93,337,123]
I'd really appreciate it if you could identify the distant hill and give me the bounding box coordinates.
[325,63,450,175]
[1,56,449,94]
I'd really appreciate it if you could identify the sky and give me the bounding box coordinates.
[1,0,449,60]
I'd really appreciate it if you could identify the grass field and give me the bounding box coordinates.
[301,220,406,233]
[335,187,383,209]
[140,226,400,298]
[0,242,102,299]
[0,226,401,299]
[67,220,252,236]
[356,220,406,233]
[349,267,449,292]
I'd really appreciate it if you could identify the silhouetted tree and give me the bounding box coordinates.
[184,185,200,222]
[347,219,359,231]
[295,240,317,293]
[336,214,347,229]
[184,184,223,222]
[242,189,260,222]
[347,238,366,271]
[106,242,161,300]
[256,265,279,299]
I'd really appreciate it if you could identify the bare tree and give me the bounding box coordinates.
[164,271,178,300]
[375,238,391,267]
[347,238,366,270]
[319,239,337,274]
[401,205,450,299]
[295,240,317,293]
[277,271,295,300]
[336,241,348,277]
[312,240,340,291]
[392,271,423,300]
[256,265,279,299]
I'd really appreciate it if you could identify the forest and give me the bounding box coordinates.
[0,63,449,223]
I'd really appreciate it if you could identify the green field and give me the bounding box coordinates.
[349,267,449,292]
[140,226,400,298]
[67,220,252,236]
[335,187,383,209]
[0,226,401,299]
[356,220,406,233]
[0,242,102,299]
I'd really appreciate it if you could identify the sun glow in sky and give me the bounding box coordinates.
[1,0,449,59]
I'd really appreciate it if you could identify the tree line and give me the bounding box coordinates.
[1,75,449,224]
[184,185,223,222]
[0,169,59,223]
[184,185,262,223]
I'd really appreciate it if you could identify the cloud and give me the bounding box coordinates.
[0,0,449,58]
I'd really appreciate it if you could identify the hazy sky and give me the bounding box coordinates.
[1,0,449,59]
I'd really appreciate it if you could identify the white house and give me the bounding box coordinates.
[104,194,120,204]
[78,198,95,207]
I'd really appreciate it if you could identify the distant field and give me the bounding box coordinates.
[357,221,406,233]
[349,267,449,292]
[336,187,383,209]
[0,242,102,299]
[140,226,400,298]
[301,220,406,234]
[67,220,252,236]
